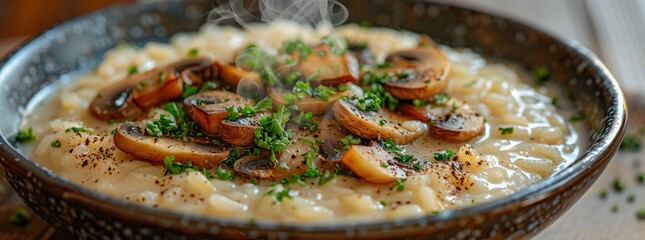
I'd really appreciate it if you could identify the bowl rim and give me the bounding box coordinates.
[0,0,627,233]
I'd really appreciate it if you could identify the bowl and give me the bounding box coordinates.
[0,0,626,239]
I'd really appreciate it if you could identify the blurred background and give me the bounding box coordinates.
[0,0,644,239]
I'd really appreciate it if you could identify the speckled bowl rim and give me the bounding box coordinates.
[0,0,627,233]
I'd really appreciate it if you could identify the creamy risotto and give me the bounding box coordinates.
[19,22,585,223]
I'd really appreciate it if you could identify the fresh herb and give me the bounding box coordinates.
[434,149,455,161]
[412,99,427,107]
[433,93,451,105]
[163,155,197,175]
[569,114,585,122]
[295,111,319,133]
[146,114,179,137]
[348,92,382,112]
[378,119,387,126]
[50,140,61,148]
[200,81,217,92]
[146,103,202,141]
[107,119,117,125]
[551,97,558,106]
[532,66,550,86]
[339,135,362,150]
[66,127,94,134]
[334,164,354,176]
[15,127,35,143]
[181,85,199,99]
[200,169,214,179]
[237,44,277,70]
[637,209,645,220]
[627,194,636,203]
[215,168,235,180]
[413,162,422,171]
[255,105,294,163]
[321,35,347,55]
[10,207,31,226]
[188,48,199,57]
[379,200,387,206]
[282,39,312,60]
[249,178,259,185]
[312,85,338,101]
[136,80,150,90]
[267,188,293,202]
[318,169,335,185]
[225,97,273,121]
[281,174,305,186]
[380,138,402,154]
[620,135,642,152]
[360,70,399,110]
[222,148,241,168]
[128,65,138,75]
[612,178,627,193]
[637,173,644,184]
[244,148,261,156]
[300,137,322,178]
[158,71,167,82]
[498,127,514,135]
[260,66,281,85]
[392,179,405,191]
[599,189,608,199]
[395,154,414,164]
[611,203,620,212]
[376,63,392,69]
[359,21,372,28]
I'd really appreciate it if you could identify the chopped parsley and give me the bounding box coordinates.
[187,48,199,57]
[378,119,387,126]
[249,178,259,185]
[569,114,585,122]
[347,92,382,112]
[321,35,347,55]
[221,148,241,168]
[215,168,235,180]
[413,162,422,171]
[434,149,455,161]
[146,114,179,137]
[50,140,61,148]
[619,135,641,152]
[300,137,322,178]
[225,97,273,121]
[10,207,31,226]
[15,127,35,143]
[532,66,550,86]
[267,188,293,201]
[395,154,414,164]
[412,99,427,107]
[339,135,362,150]
[254,105,294,163]
[599,189,608,199]
[200,81,217,92]
[163,155,197,175]
[627,194,636,203]
[380,138,402,154]
[392,179,405,191]
[128,65,138,75]
[295,111,319,133]
[282,39,312,60]
[637,209,645,220]
[181,85,199,99]
[498,127,514,135]
[146,102,202,141]
[318,169,335,185]
[379,200,387,206]
[612,178,626,193]
[433,93,451,105]
[637,173,644,184]
[66,127,94,134]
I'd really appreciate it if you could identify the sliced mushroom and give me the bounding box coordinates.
[266,83,361,114]
[398,99,484,142]
[348,42,374,65]
[215,61,261,87]
[341,144,406,184]
[183,91,251,135]
[333,100,425,144]
[234,155,276,179]
[289,44,359,86]
[382,45,451,100]
[220,112,269,147]
[114,123,229,168]
[90,57,214,120]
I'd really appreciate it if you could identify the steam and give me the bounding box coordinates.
[207,0,349,28]
[207,0,349,99]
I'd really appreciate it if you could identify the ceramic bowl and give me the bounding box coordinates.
[0,0,626,239]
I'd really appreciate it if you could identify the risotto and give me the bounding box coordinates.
[19,22,585,223]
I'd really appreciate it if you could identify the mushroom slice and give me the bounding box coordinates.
[90,57,214,120]
[233,155,276,179]
[341,144,406,184]
[267,84,361,115]
[382,45,451,100]
[333,100,425,144]
[114,124,229,168]
[399,99,484,142]
[220,112,269,147]
[184,91,251,135]
[348,42,374,65]
[290,44,359,86]
[215,61,261,87]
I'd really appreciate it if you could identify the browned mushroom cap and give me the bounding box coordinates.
[233,155,276,179]
[341,144,406,184]
[289,44,360,86]
[215,61,261,87]
[266,83,361,115]
[89,57,214,121]
[113,124,229,168]
[382,45,451,100]
[220,112,269,147]
[333,100,425,144]
[183,91,251,135]
[399,99,484,142]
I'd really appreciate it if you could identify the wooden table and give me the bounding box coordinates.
[1,1,645,239]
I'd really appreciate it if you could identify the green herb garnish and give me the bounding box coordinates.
[498,127,514,135]
[128,65,138,75]
[215,168,235,180]
[569,114,585,122]
[433,93,451,105]
[434,149,455,161]
[392,179,405,191]
[66,127,94,134]
[15,127,35,143]
[533,66,550,86]
[295,111,319,133]
[188,48,199,57]
[225,97,273,121]
[254,105,294,163]
[339,135,362,150]
[10,207,31,226]
[50,140,61,148]
[620,135,641,152]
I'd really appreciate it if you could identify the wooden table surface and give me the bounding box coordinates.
[1,1,644,239]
